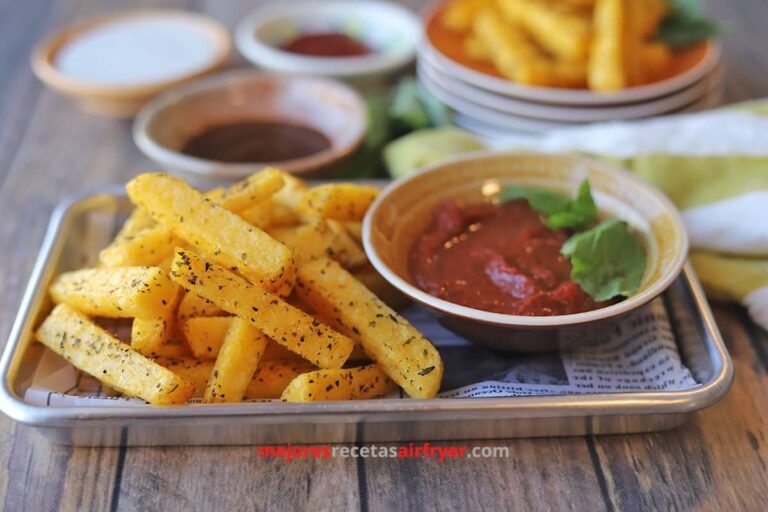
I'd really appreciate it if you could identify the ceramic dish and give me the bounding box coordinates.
[450,81,723,137]
[420,2,721,107]
[133,71,366,183]
[363,152,688,350]
[31,9,232,117]
[235,0,421,85]
[418,55,721,123]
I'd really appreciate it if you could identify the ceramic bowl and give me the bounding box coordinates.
[31,9,232,118]
[363,151,688,351]
[421,1,721,106]
[133,70,367,183]
[235,1,421,87]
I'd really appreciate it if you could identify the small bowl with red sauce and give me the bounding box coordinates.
[363,152,688,352]
[234,1,421,85]
[133,70,366,182]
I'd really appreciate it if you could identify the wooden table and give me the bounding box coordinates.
[1,1,767,510]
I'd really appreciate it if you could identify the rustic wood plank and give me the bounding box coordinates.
[0,0,766,511]
[590,305,768,511]
[113,446,360,511]
[363,439,608,512]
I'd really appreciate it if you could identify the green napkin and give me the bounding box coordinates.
[602,100,768,328]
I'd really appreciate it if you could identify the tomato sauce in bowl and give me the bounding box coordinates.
[409,199,609,316]
[281,33,372,57]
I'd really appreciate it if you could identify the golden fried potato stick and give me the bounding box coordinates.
[113,208,155,241]
[177,291,225,320]
[37,304,194,405]
[204,319,268,403]
[463,34,492,61]
[101,168,285,268]
[127,173,296,295]
[245,360,316,399]
[441,0,492,32]
[99,225,183,268]
[50,266,180,319]
[181,316,232,360]
[214,167,285,214]
[496,0,592,61]
[131,315,175,357]
[280,364,398,402]
[170,249,354,369]
[269,219,367,269]
[299,183,380,222]
[588,0,626,91]
[475,8,587,88]
[296,259,443,399]
[155,357,214,398]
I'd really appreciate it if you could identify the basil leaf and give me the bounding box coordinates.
[546,180,597,230]
[561,219,646,302]
[655,0,723,48]
[500,179,597,230]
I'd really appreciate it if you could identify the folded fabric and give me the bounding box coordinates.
[499,102,768,330]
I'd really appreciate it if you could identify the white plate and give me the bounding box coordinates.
[453,84,723,137]
[421,64,721,131]
[419,58,720,123]
[419,39,721,107]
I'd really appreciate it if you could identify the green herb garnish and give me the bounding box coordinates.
[560,219,647,302]
[501,179,597,231]
[655,0,723,48]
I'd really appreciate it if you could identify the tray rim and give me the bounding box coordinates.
[0,188,734,429]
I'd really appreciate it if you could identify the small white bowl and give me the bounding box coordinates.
[32,9,232,118]
[235,1,421,84]
[133,71,367,183]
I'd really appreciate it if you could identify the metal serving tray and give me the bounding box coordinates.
[0,188,734,446]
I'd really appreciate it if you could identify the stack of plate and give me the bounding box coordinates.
[417,32,722,137]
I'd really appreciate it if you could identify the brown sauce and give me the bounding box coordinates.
[282,33,371,57]
[180,121,332,163]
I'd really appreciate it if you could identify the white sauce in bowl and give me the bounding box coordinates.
[55,17,218,86]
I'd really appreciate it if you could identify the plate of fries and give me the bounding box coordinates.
[32,168,445,406]
[420,0,721,107]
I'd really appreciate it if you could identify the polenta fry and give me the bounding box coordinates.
[50,266,180,319]
[177,291,225,319]
[589,0,626,91]
[181,316,232,360]
[215,167,285,214]
[99,225,183,268]
[475,8,587,88]
[131,315,175,357]
[37,304,194,405]
[441,0,492,32]
[127,173,296,295]
[299,183,380,222]
[113,208,155,241]
[238,200,273,229]
[155,357,214,398]
[245,360,316,399]
[204,319,268,403]
[280,364,398,402]
[497,0,592,61]
[170,249,354,369]
[326,220,368,269]
[295,259,443,399]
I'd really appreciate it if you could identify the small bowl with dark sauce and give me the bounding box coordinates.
[234,1,421,85]
[363,152,689,352]
[133,70,366,182]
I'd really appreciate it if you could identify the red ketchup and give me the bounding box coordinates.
[281,33,372,57]
[409,200,609,316]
